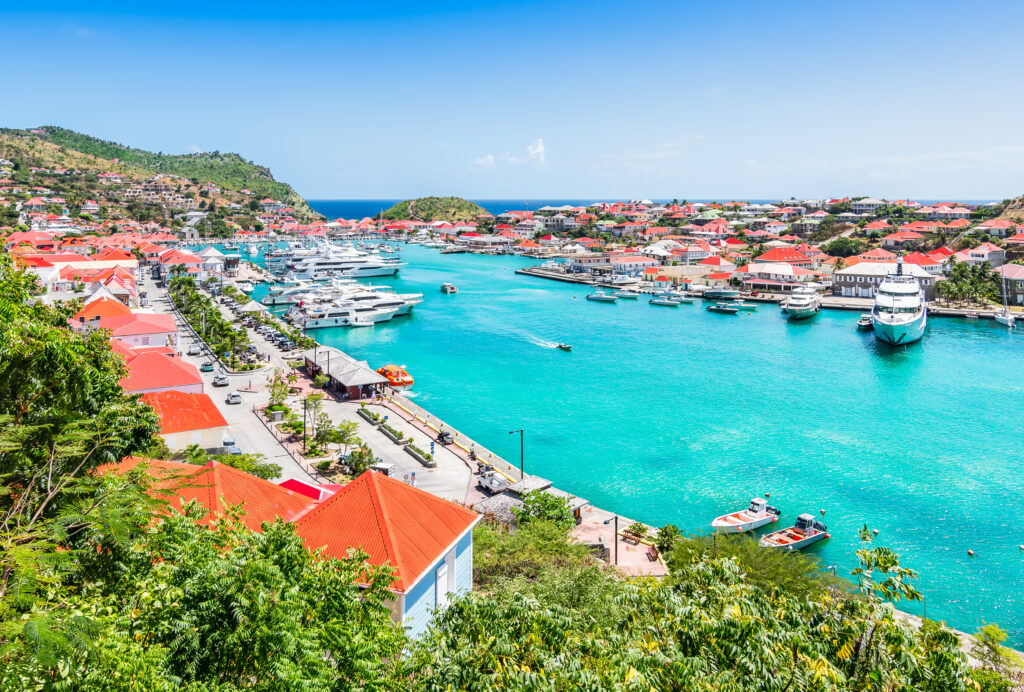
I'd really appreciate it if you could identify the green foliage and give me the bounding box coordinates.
[972,622,1022,673]
[654,522,682,553]
[972,668,1014,692]
[511,490,575,531]
[180,444,283,480]
[625,521,648,540]
[381,196,487,223]
[12,126,307,208]
[821,236,864,257]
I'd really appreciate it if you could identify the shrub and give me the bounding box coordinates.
[512,491,575,531]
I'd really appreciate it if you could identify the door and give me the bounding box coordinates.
[435,563,449,609]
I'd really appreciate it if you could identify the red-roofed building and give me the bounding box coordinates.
[881,230,923,250]
[142,391,229,449]
[293,470,480,637]
[85,312,177,347]
[752,247,813,268]
[99,458,315,532]
[73,297,132,322]
[857,247,897,262]
[120,351,203,394]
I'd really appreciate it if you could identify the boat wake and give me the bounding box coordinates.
[527,336,560,349]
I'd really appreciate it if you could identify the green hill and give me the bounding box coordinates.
[0,126,312,216]
[382,196,487,223]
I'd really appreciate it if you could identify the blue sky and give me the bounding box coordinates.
[4,1,1024,200]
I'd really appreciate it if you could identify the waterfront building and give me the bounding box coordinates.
[833,262,939,300]
[300,346,388,400]
[735,262,823,293]
[996,264,1024,305]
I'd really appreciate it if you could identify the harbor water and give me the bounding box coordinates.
[226,241,1024,643]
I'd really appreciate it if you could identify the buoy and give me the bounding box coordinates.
[825,533,831,539]
[968,549,975,557]
[872,529,878,536]
[765,493,770,499]
[820,509,826,516]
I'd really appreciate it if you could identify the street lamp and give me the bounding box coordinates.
[508,429,524,479]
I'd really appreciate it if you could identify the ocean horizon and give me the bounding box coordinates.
[308,198,1001,220]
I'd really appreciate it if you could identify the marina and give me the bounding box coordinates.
[203,240,1024,643]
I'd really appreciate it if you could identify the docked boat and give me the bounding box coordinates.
[871,257,927,345]
[857,314,874,331]
[655,290,692,303]
[702,288,741,300]
[612,290,640,299]
[649,298,680,307]
[731,300,758,311]
[586,291,618,303]
[781,284,822,320]
[995,283,1015,326]
[759,513,829,551]
[441,282,458,294]
[377,364,414,389]
[995,310,1016,327]
[556,343,572,351]
[706,304,738,314]
[236,282,255,293]
[711,497,781,534]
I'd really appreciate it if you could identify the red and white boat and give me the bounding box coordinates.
[759,512,829,551]
[376,364,414,390]
[711,497,781,533]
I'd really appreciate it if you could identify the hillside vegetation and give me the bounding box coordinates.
[999,195,1024,223]
[382,196,487,223]
[0,126,312,215]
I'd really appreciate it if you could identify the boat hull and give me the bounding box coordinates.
[711,513,779,534]
[873,310,927,345]
[759,530,828,551]
[784,305,820,320]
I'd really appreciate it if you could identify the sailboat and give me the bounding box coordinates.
[994,273,1015,327]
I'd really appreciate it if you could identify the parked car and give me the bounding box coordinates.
[225,392,242,405]
[187,344,202,356]
[212,374,229,387]
[199,362,215,372]
[478,470,510,495]
[221,435,242,455]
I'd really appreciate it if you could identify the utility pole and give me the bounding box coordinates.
[614,515,619,565]
[302,397,307,454]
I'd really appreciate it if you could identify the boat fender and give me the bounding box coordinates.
[825,533,831,539]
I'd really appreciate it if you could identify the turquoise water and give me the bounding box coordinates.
[213,243,1024,642]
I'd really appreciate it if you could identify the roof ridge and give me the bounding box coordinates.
[367,472,406,583]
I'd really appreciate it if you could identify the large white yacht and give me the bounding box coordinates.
[872,257,927,345]
[285,300,400,329]
[781,284,822,320]
[288,252,404,279]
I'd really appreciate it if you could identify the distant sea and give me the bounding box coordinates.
[308,199,997,220]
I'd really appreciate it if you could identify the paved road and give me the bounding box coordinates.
[151,286,315,483]
[150,281,471,498]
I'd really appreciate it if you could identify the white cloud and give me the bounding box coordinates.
[527,138,545,166]
[471,154,495,169]
[502,152,526,165]
[185,144,203,154]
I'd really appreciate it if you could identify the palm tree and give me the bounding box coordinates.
[834,257,847,272]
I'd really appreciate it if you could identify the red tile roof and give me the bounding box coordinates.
[293,471,479,592]
[142,391,228,434]
[74,297,132,321]
[99,458,315,532]
[98,313,177,336]
[119,351,202,392]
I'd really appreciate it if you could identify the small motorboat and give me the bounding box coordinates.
[441,282,458,294]
[649,298,680,307]
[731,300,758,311]
[995,310,1016,327]
[711,497,781,534]
[586,291,618,303]
[857,314,874,331]
[759,512,829,551]
[612,290,640,299]
[376,364,414,389]
[556,343,572,351]
[706,304,739,315]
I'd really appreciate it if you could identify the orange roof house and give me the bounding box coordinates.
[100,458,315,532]
[141,391,229,449]
[119,351,203,394]
[294,470,480,636]
[72,297,132,322]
